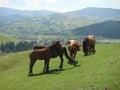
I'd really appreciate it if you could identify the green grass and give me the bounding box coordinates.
[0,44,120,90]
[0,34,19,44]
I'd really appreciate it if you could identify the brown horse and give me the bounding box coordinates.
[29,41,78,76]
[33,46,45,50]
[83,35,96,56]
[68,40,81,59]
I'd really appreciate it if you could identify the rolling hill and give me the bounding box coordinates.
[0,34,19,44]
[0,7,56,16]
[72,20,120,39]
[0,34,19,55]
[66,7,120,21]
[0,7,120,39]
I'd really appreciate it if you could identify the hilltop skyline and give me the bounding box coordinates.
[0,0,120,12]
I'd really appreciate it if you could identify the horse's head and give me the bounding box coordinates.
[51,41,63,50]
[73,41,81,51]
[68,40,81,51]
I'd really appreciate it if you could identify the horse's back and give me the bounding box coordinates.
[33,46,45,50]
[84,35,95,45]
[88,35,95,46]
[87,35,94,40]
[29,48,50,60]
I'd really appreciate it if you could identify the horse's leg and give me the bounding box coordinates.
[74,52,77,59]
[43,59,47,72]
[84,47,88,56]
[83,49,87,56]
[89,46,92,55]
[83,45,88,56]
[59,54,64,70]
[29,59,36,76]
[92,44,96,54]
[46,59,50,72]
[70,52,74,59]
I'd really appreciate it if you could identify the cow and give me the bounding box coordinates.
[83,35,96,56]
[68,39,81,59]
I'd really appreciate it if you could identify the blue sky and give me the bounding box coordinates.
[0,0,120,12]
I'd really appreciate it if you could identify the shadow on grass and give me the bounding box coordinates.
[28,64,80,77]
[83,53,95,57]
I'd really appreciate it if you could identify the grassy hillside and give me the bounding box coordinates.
[72,20,120,39]
[0,44,120,90]
[0,34,19,44]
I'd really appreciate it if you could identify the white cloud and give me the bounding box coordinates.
[0,0,120,11]
[24,0,58,6]
[23,0,58,10]
[68,0,120,9]
[0,0,14,8]
[24,0,42,9]
[0,0,9,6]
[110,0,120,4]
[44,0,58,4]
[25,0,42,6]
[0,0,9,3]
[41,5,58,11]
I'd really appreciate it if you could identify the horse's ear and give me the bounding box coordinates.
[56,41,60,44]
[57,41,61,45]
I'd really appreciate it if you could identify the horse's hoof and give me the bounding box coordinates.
[29,73,33,76]
[73,61,78,65]
[68,61,73,65]
[59,66,63,70]
[43,70,45,72]
[84,54,88,56]
[75,61,78,64]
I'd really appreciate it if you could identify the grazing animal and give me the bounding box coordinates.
[68,40,81,59]
[29,41,78,76]
[33,46,45,50]
[83,35,96,56]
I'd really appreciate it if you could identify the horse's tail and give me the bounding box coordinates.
[63,47,78,65]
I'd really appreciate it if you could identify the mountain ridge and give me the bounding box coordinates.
[72,20,120,38]
[0,7,120,39]
[66,7,120,21]
[0,7,57,16]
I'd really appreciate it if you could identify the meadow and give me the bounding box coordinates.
[0,44,120,90]
[0,34,19,44]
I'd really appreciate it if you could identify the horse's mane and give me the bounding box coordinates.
[49,41,60,48]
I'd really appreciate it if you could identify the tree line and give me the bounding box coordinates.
[0,41,35,53]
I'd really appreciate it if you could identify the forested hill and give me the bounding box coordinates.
[66,7,120,21]
[72,20,120,39]
[0,7,120,39]
[0,34,19,44]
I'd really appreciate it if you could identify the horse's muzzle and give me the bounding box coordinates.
[74,61,78,65]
